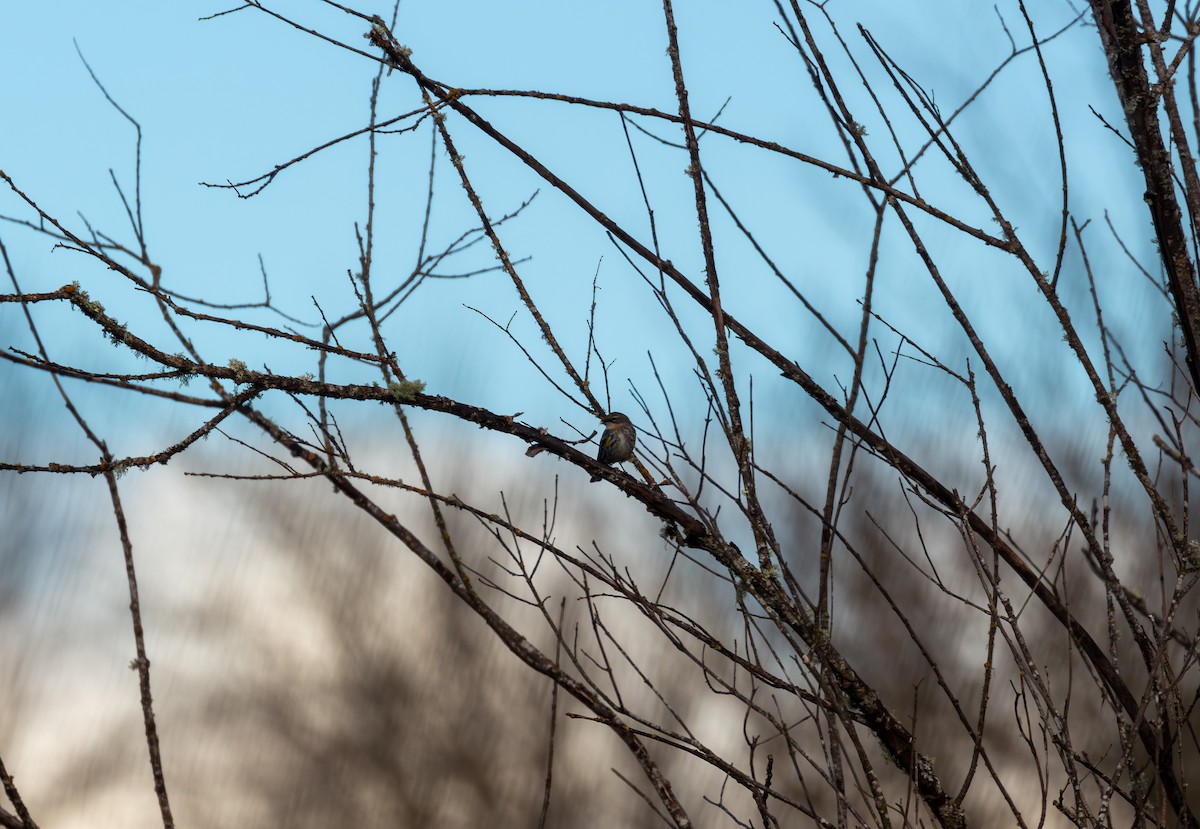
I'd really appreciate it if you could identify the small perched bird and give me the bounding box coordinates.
[591,412,636,482]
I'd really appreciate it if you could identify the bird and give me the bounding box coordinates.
[591,412,636,482]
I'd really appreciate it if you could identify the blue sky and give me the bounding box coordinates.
[0,1,1161,489]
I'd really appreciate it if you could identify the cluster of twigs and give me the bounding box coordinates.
[6,2,1200,828]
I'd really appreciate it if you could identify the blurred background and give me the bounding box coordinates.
[0,1,1181,826]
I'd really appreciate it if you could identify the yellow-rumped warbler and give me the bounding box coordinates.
[591,412,636,482]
